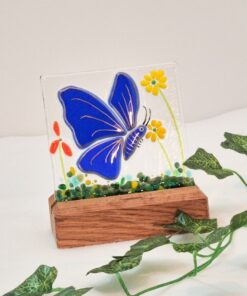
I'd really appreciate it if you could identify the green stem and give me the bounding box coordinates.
[58,141,68,187]
[117,232,233,296]
[220,231,233,248]
[227,169,247,187]
[159,90,185,165]
[116,273,132,296]
[197,234,217,251]
[193,251,198,276]
[157,138,173,172]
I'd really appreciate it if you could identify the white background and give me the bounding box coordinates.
[0,0,247,136]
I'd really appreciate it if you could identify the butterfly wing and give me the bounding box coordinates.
[109,73,140,131]
[78,137,123,179]
[58,86,127,148]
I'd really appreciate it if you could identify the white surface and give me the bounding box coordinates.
[1,0,247,136]
[0,108,247,295]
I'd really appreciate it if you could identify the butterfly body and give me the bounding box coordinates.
[59,72,150,180]
[123,125,147,160]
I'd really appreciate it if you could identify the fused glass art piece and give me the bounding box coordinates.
[42,64,194,202]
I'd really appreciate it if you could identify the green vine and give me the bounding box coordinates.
[3,132,247,296]
[113,229,234,296]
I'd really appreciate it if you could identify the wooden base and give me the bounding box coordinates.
[49,186,209,248]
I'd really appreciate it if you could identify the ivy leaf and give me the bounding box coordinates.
[205,226,230,244]
[173,226,230,253]
[230,210,247,231]
[3,265,57,296]
[164,210,217,234]
[54,287,92,295]
[87,235,170,275]
[221,132,247,156]
[124,235,170,257]
[87,255,142,275]
[183,148,233,179]
[173,242,205,253]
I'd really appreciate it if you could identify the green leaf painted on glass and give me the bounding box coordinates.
[55,287,92,295]
[221,132,247,156]
[164,210,217,234]
[183,148,233,179]
[88,235,169,275]
[120,177,125,185]
[3,265,57,296]
[230,210,247,231]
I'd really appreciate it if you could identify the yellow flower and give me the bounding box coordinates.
[146,120,166,142]
[141,70,167,96]
[69,166,76,176]
[131,181,138,189]
[85,179,91,186]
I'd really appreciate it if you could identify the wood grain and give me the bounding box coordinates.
[49,186,209,248]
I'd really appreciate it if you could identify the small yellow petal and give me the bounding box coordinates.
[159,76,167,83]
[146,131,152,139]
[151,133,157,142]
[141,80,148,86]
[147,124,152,130]
[155,121,162,128]
[146,85,152,93]
[157,132,165,139]
[151,70,157,78]
[151,120,157,127]
[158,82,167,89]
[152,86,159,96]
[157,127,166,133]
[144,75,151,81]
[156,70,164,78]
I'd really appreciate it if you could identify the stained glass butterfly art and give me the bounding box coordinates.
[58,72,151,180]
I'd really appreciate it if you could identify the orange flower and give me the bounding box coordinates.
[49,121,73,157]
[146,120,166,142]
[53,121,60,136]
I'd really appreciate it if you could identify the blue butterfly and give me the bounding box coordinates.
[58,72,151,180]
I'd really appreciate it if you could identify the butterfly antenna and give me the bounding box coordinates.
[145,108,152,126]
[142,106,148,125]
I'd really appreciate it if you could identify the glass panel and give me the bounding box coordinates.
[41,63,193,201]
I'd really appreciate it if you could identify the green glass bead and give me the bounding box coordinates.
[144,176,151,183]
[58,184,66,190]
[137,172,145,182]
[67,171,72,177]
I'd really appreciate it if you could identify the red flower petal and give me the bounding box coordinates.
[62,142,73,156]
[53,121,60,137]
[49,140,60,154]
